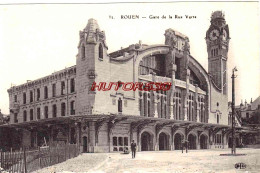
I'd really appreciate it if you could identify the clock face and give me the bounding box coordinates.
[209,29,220,41]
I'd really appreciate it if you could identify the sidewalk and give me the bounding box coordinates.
[35,148,260,173]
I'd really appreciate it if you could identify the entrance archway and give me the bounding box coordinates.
[159,132,169,150]
[188,134,197,150]
[83,136,88,153]
[174,133,183,150]
[200,134,207,149]
[141,132,152,151]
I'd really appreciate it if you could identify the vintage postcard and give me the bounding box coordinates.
[0,1,259,173]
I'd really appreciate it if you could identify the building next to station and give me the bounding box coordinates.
[1,11,256,153]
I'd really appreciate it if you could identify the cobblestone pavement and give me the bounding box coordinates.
[35,148,260,173]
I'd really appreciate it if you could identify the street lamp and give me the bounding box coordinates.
[231,67,238,154]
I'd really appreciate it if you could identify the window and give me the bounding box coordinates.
[118,98,122,113]
[143,93,147,116]
[61,81,65,95]
[52,104,57,118]
[14,113,18,123]
[99,43,103,59]
[81,45,85,60]
[70,101,75,115]
[44,106,48,119]
[246,113,249,119]
[37,107,41,120]
[148,101,150,117]
[23,93,26,104]
[113,137,117,146]
[61,103,66,116]
[37,88,40,101]
[215,134,222,145]
[70,78,75,93]
[30,109,33,121]
[44,86,48,99]
[124,137,128,146]
[30,90,33,103]
[52,84,56,97]
[217,114,219,124]
[23,110,27,122]
[113,136,128,152]
[118,137,123,146]
[14,95,17,102]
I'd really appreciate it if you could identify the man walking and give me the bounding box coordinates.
[131,140,137,159]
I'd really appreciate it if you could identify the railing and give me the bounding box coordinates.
[174,79,187,88]
[0,143,79,173]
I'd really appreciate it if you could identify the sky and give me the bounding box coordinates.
[0,2,259,114]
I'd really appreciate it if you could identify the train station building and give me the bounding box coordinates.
[1,11,254,153]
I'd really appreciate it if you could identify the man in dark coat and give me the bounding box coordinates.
[131,140,137,158]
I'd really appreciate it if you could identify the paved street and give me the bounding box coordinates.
[35,148,260,173]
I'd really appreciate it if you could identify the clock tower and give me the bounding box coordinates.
[206,11,230,95]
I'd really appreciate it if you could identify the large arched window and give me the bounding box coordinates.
[99,43,103,60]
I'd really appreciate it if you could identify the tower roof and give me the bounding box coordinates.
[211,11,225,20]
[84,18,100,33]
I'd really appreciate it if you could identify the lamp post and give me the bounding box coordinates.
[231,67,238,154]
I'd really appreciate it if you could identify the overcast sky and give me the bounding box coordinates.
[0,2,259,114]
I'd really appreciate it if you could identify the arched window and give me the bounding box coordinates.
[52,104,57,117]
[37,107,41,120]
[81,45,85,60]
[44,106,48,119]
[30,90,33,102]
[37,88,40,101]
[99,43,103,60]
[23,110,27,122]
[70,78,75,93]
[217,114,219,124]
[23,93,26,104]
[30,109,33,121]
[61,103,66,116]
[70,101,75,115]
[118,98,122,113]
[44,86,48,99]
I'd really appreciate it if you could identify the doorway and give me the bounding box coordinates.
[83,136,88,153]
[141,132,152,151]
[159,132,169,150]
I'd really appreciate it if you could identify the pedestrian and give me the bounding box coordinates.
[131,140,137,159]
